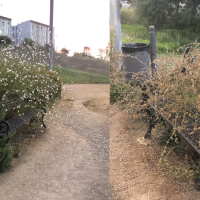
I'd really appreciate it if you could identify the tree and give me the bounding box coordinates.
[0,35,12,47]
[22,38,35,47]
[60,47,70,55]
[73,51,81,57]
[44,43,49,52]
[133,0,200,29]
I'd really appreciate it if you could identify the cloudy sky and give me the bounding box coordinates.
[0,0,109,57]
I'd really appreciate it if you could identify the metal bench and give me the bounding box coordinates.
[144,101,200,155]
[0,91,46,138]
[143,47,200,155]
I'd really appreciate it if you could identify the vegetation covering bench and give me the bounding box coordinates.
[143,47,200,155]
[0,91,46,138]
[144,101,200,155]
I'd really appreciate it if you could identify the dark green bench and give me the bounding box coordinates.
[143,46,200,154]
[0,91,46,138]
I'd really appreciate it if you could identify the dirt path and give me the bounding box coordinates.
[0,84,110,200]
[110,104,200,200]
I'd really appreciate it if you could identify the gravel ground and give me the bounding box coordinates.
[0,84,111,200]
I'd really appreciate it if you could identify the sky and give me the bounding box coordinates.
[0,0,109,57]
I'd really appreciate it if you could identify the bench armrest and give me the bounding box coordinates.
[0,121,10,134]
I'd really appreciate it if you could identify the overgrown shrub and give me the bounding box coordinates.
[143,44,200,133]
[0,54,61,105]
[111,20,200,179]
[0,136,13,172]
[0,36,12,48]
[132,0,200,30]
[0,42,62,172]
[22,38,35,47]
[120,7,138,25]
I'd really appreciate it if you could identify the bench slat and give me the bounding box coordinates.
[0,92,46,138]
[148,102,200,155]
[0,109,43,136]
[0,98,25,110]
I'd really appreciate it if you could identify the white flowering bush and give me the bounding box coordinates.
[0,52,62,119]
[0,42,63,172]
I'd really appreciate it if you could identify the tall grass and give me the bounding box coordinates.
[50,66,109,84]
[121,24,200,54]
[53,52,109,77]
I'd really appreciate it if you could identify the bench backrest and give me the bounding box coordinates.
[0,92,27,112]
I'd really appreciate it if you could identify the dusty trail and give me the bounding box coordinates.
[110,104,200,200]
[0,84,110,200]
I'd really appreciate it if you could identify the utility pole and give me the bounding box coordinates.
[110,0,122,70]
[49,0,54,71]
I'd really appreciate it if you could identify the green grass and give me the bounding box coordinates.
[50,66,109,84]
[121,24,200,54]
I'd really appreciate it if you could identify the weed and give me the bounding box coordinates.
[12,133,23,158]
[0,135,13,172]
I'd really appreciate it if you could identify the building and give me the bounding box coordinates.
[12,20,55,47]
[0,16,12,38]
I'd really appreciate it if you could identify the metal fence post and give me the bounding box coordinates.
[110,0,122,70]
[149,26,157,74]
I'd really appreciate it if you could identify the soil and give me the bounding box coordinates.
[110,104,200,200]
[0,84,110,200]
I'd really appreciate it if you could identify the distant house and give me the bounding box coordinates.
[12,20,55,47]
[0,16,12,38]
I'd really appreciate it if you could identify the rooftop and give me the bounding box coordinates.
[0,15,12,20]
[30,20,49,27]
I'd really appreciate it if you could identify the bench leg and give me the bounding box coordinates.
[144,114,164,139]
[29,117,37,127]
[41,114,46,128]
[144,117,154,139]
[29,114,46,128]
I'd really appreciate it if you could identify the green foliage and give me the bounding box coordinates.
[156,121,181,146]
[133,0,200,30]
[60,48,70,55]
[51,66,109,84]
[22,38,35,47]
[160,155,197,180]
[0,36,12,47]
[120,7,138,25]
[0,54,62,112]
[0,110,6,122]
[110,83,127,104]
[0,136,13,172]
[121,24,200,54]
[12,133,23,158]
[53,51,109,77]
[126,0,136,5]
